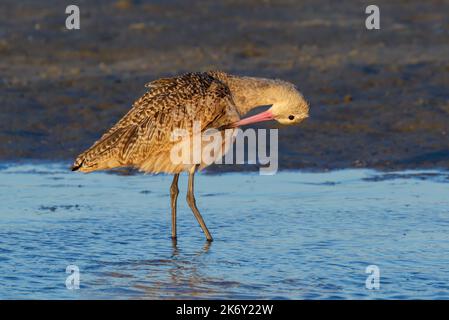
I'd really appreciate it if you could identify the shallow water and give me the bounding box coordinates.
[0,163,449,299]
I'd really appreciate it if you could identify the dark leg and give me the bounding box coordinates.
[186,166,213,241]
[170,173,180,239]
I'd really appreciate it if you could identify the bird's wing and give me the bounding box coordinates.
[72,72,240,172]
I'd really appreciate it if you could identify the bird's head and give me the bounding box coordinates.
[229,83,309,127]
[269,92,310,125]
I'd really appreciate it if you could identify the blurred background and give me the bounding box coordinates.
[1,0,448,171]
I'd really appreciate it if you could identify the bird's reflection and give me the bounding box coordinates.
[170,238,211,258]
[130,239,218,298]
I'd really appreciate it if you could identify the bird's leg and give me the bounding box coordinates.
[170,173,180,239]
[186,166,213,242]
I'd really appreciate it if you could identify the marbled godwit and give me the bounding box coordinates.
[72,71,309,241]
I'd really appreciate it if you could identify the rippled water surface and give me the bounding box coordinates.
[1,163,449,299]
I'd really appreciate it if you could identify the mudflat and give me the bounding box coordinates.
[1,0,448,171]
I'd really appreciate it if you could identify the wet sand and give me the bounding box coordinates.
[1,0,449,171]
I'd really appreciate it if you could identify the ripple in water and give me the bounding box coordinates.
[0,164,449,299]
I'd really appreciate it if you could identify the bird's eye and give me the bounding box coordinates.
[288,115,295,120]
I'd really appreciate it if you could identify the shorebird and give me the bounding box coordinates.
[72,71,309,241]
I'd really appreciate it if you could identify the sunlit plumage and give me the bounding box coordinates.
[72,70,309,241]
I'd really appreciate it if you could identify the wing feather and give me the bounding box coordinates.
[72,71,239,173]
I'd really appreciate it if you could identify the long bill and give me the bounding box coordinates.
[228,110,274,128]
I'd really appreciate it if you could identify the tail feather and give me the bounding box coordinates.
[71,128,127,172]
[71,159,84,171]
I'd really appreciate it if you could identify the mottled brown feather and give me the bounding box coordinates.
[73,71,240,174]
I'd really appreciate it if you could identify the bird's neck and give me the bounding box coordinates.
[224,75,291,116]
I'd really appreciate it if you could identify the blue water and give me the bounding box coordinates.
[0,163,449,299]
